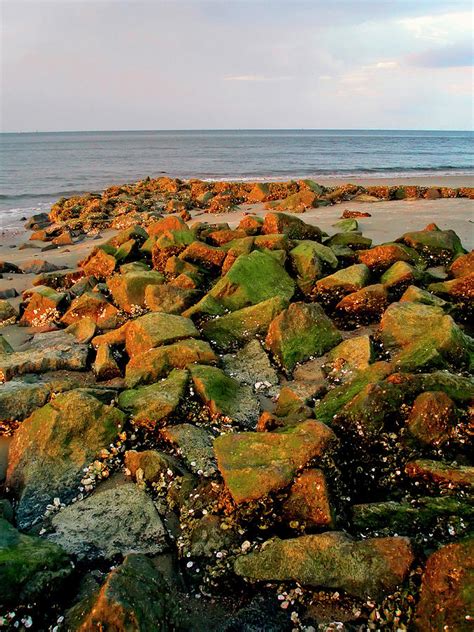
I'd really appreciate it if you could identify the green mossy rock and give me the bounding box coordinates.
[67,554,176,630]
[144,283,200,314]
[118,368,188,429]
[289,241,324,294]
[161,423,216,476]
[107,270,164,313]
[234,531,414,600]
[6,390,125,528]
[266,302,342,372]
[313,263,371,306]
[326,232,372,249]
[399,228,465,265]
[380,261,423,289]
[0,380,51,423]
[0,300,16,326]
[125,338,217,387]
[125,311,199,357]
[189,364,259,428]
[214,420,336,504]
[0,518,71,606]
[405,459,474,489]
[324,335,374,383]
[406,391,456,447]
[399,285,449,309]
[271,191,319,213]
[185,250,295,318]
[332,218,358,232]
[358,243,425,273]
[202,296,288,351]
[262,212,322,240]
[428,273,474,303]
[335,283,389,324]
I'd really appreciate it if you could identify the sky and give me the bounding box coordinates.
[1,0,473,131]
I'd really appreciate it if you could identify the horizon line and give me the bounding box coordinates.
[1,127,473,134]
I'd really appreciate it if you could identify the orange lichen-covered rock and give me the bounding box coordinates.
[61,291,119,329]
[282,469,334,528]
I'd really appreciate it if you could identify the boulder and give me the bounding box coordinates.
[118,368,188,429]
[145,283,200,314]
[380,261,423,291]
[0,300,16,326]
[398,228,465,265]
[214,420,336,504]
[326,233,372,249]
[125,312,199,357]
[405,459,474,489]
[0,330,89,381]
[185,250,294,318]
[406,391,456,447]
[357,243,422,273]
[313,263,370,307]
[161,423,216,476]
[414,539,474,632]
[266,302,341,372]
[124,449,184,483]
[262,212,322,240]
[202,296,288,351]
[335,283,389,324]
[6,390,125,528]
[20,260,64,275]
[270,191,319,213]
[107,270,165,313]
[0,261,21,274]
[222,340,278,395]
[0,518,71,607]
[238,214,264,235]
[399,285,448,308]
[93,344,121,380]
[65,317,97,343]
[79,245,117,279]
[282,469,334,528]
[428,273,474,303]
[449,250,474,278]
[324,335,374,383]
[20,286,65,326]
[234,532,414,600]
[67,554,176,630]
[190,364,259,428]
[48,484,168,560]
[289,241,324,294]
[61,291,119,329]
[0,380,51,423]
[179,241,227,270]
[125,339,217,387]
[332,218,358,232]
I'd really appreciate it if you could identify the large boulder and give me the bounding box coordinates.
[118,368,188,429]
[214,420,336,504]
[0,300,17,326]
[0,518,71,606]
[234,532,414,600]
[415,539,474,632]
[107,270,164,313]
[398,228,465,265]
[145,283,200,314]
[125,312,199,357]
[270,192,319,214]
[313,264,370,307]
[48,484,168,560]
[335,284,389,324]
[79,245,117,279]
[20,286,65,326]
[282,469,334,529]
[289,241,323,294]
[0,330,89,381]
[184,250,295,318]
[262,212,322,240]
[67,554,175,630]
[61,291,119,329]
[6,390,125,528]
[202,296,288,351]
[266,302,341,372]
[406,391,456,447]
[125,339,217,387]
[161,423,216,476]
[0,380,51,423]
[357,243,423,273]
[189,364,259,429]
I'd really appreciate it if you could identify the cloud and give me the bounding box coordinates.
[406,41,473,68]
[398,10,472,43]
[223,75,292,82]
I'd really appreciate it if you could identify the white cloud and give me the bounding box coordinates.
[398,11,472,43]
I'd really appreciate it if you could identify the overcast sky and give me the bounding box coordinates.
[1,0,473,131]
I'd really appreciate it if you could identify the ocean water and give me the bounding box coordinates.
[1,129,473,229]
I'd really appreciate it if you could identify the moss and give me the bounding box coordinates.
[326,232,372,249]
[332,218,358,232]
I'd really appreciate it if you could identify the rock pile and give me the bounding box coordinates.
[0,209,473,630]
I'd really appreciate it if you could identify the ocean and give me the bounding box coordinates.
[1,129,473,230]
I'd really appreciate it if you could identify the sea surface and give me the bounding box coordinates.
[1,129,473,230]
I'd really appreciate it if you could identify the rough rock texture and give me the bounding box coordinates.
[415,539,474,632]
[48,484,168,559]
[282,469,334,528]
[161,423,216,476]
[6,390,125,527]
[234,532,414,600]
[107,270,164,313]
[406,391,456,446]
[61,291,120,329]
[222,340,278,395]
[125,311,199,357]
[214,420,336,503]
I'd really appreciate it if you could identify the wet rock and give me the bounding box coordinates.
[262,212,322,240]
[0,330,89,381]
[222,339,278,395]
[326,232,372,249]
[179,241,227,270]
[289,241,323,294]
[0,334,13,354]
[414,539,474,632]
[332,218,358,232]
[324,335,374,383]
[379,302,472,370]
[398,228,465,265]
[234,532,414,600]
[429,273,474,303]
[380,261,423,292]
[24,212,50,230]
[188,513,237,558]
[313,263,370,307]
[107,270,165,313]
[0,517,71,607]
[399,284,449,308]
[214,420,336,504]
[357,243,422,273]
[79,245,117,279]
[93,344,121,380]
[185,250,294,318]
[238,214,264,235]
[0,380,51,423]
[61,291,120,329]
[20,286,65,326]
[161,423,216,476]
[352,496,474,535]
[405,459,474,489]
[118,368,188,429]
[124,449,184,483]
[190,364,259,428]
[266,302,341,372]
[335,283,388,324]
[125,311,199,357]
[125,338,217,387]
[0,299,17,326]
[270,191,319,213]
[202,296,288,351]
[449,250,474,278]
[6,390,125,528]
[282,469,334,528]
[65,316,97,343]
[406,391,456,447]
[20,260,65,274]
[48,484,168,560]
[0,288,18,300]
[151,229,196,270]
[145,283,200,314]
